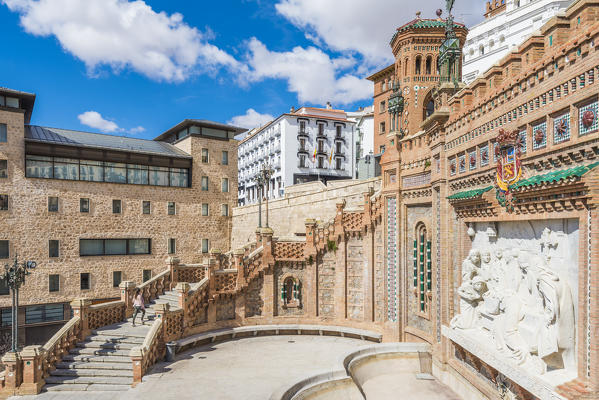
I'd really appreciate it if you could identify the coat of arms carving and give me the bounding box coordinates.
[495,129,523,210]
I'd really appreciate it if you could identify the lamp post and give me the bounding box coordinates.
[259,163,274,228]
[1,256,36,353]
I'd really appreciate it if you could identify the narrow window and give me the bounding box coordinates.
[415,56,422,74]
[48,197,59,212]
[202,203,209,216]
[49,240,59,258]
[221,204,229,216]
[0,195,7,211]
[222,151,229,165]
[112,199,121,214]
[299,155,306,168]
[336,125,342,137]
[299,120,306,132]
[142,269,152,282]
[0,279,8,295]
[142,201,151,214]
[168,238,176,254]
[80,273,90,290]
[0,240,8,259]
[201,148,209,163]
[113,271,122,288]
[0,160,6,178]
[221,178,229,193]
[318,124,324,136]
[380,122,386,133]
[336,158,342,170]
[49,274,60,292]
[202,239,209,253]
[80,198,89,213]
[0,124,6,142]
[380,101,386,113]
[318,157,324,169]
[168,202,176,215]
[201,176,209,191]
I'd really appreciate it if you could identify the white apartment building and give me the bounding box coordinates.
[462,0,573,84]
[237,107,355,205]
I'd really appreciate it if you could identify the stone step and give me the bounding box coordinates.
[56,361,132,371]
[70,347,131,357]
[50,368,133,378]
[77,341,137,350]
[62,354,131,364]
[150,299,179,307]
[91,328,150,338]
[156,294,179,302]
[87,335,144,345]
[44,383,130,392]
[45,375,132,385]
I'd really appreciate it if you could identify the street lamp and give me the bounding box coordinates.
[257,163,274,228]
[1,256,36,353]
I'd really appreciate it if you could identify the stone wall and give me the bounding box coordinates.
[347,236,366,320]
[0,108,238,310]
[274,262,306,317]
[245,274,264,318]
[374,223,386,322]
[231,178,380,248]
[317,251,336,318]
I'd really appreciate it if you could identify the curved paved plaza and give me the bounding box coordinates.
[13,335,461,400]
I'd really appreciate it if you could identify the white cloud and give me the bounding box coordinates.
[275,0,482,65]
[78,111,144,134]
[228,108,274,130]
[78,111,120,133]
[244,38,372,105]
[2,0,243,82]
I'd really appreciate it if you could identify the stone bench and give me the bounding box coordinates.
[175,324,382,352]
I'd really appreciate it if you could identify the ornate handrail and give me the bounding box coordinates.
[176,264,207,283]
[87,300,125,330]
[138,269,171,303]
[214,270,237,293]
[41,316,82,378]
[131,317,164,384]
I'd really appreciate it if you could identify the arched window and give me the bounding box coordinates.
[281,277,300,307]
[404,58,409,75]
[425,99,435,119]
[425,56,432,74]
[479,45,485,55]
[413,223,431,314]
[415,56,422,75]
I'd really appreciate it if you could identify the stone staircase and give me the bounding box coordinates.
[44,290,180,392]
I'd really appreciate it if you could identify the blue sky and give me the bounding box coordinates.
[0,0,483,139]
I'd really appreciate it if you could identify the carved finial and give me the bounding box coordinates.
[436,8,443,18]
[416,11,421,19]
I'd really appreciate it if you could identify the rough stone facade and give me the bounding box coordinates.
[317,251,336,318]
[0,100,239,345]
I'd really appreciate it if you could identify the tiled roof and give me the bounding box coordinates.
[25,125,191,158]
[511,162,599,190]
[447,186,493,200]
[397,18,464,33]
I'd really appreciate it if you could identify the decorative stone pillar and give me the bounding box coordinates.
[209,249,222,270]
[206,258,217,325]
[233,248,246,289]
[175,282,191,330]
[1,351,21,395]
[130,347,144,385]
[255,228,262,246]
[334,200,345,239]
[70,298,92,340]
[260,227,275,317]
[153,303,172,343]
[20,345,44,395]
[167,256,180,289]
[119,281,136,318]
[304,219,318,318]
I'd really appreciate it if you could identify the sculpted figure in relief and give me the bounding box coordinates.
[451,227,575,375]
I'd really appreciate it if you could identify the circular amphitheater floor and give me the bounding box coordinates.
[12,335,460,400]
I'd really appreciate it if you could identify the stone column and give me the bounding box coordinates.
[260,228,275,317]
[119,281,136,318]
[20,345,44,395]
[233,248,246,289]
[304,219,318,318]
[334,201,345,239]
[167,256,180,289]
[153,303,171,342]
[207,258,217,325]
[176,282,191,331]
[1,351,21,395]
[210,249,222,270]
[130,348,144,385]
[70,298,92,340]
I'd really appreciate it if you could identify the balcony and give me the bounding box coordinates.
[316,150,327,156]
[334,135,345,143]
[297,148,309,157]
[334,153,346,159]
[297,130,309,139]
[316,133,327,141]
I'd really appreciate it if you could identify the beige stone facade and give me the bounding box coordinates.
[0,91,241,346]
[231,178,380,248]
